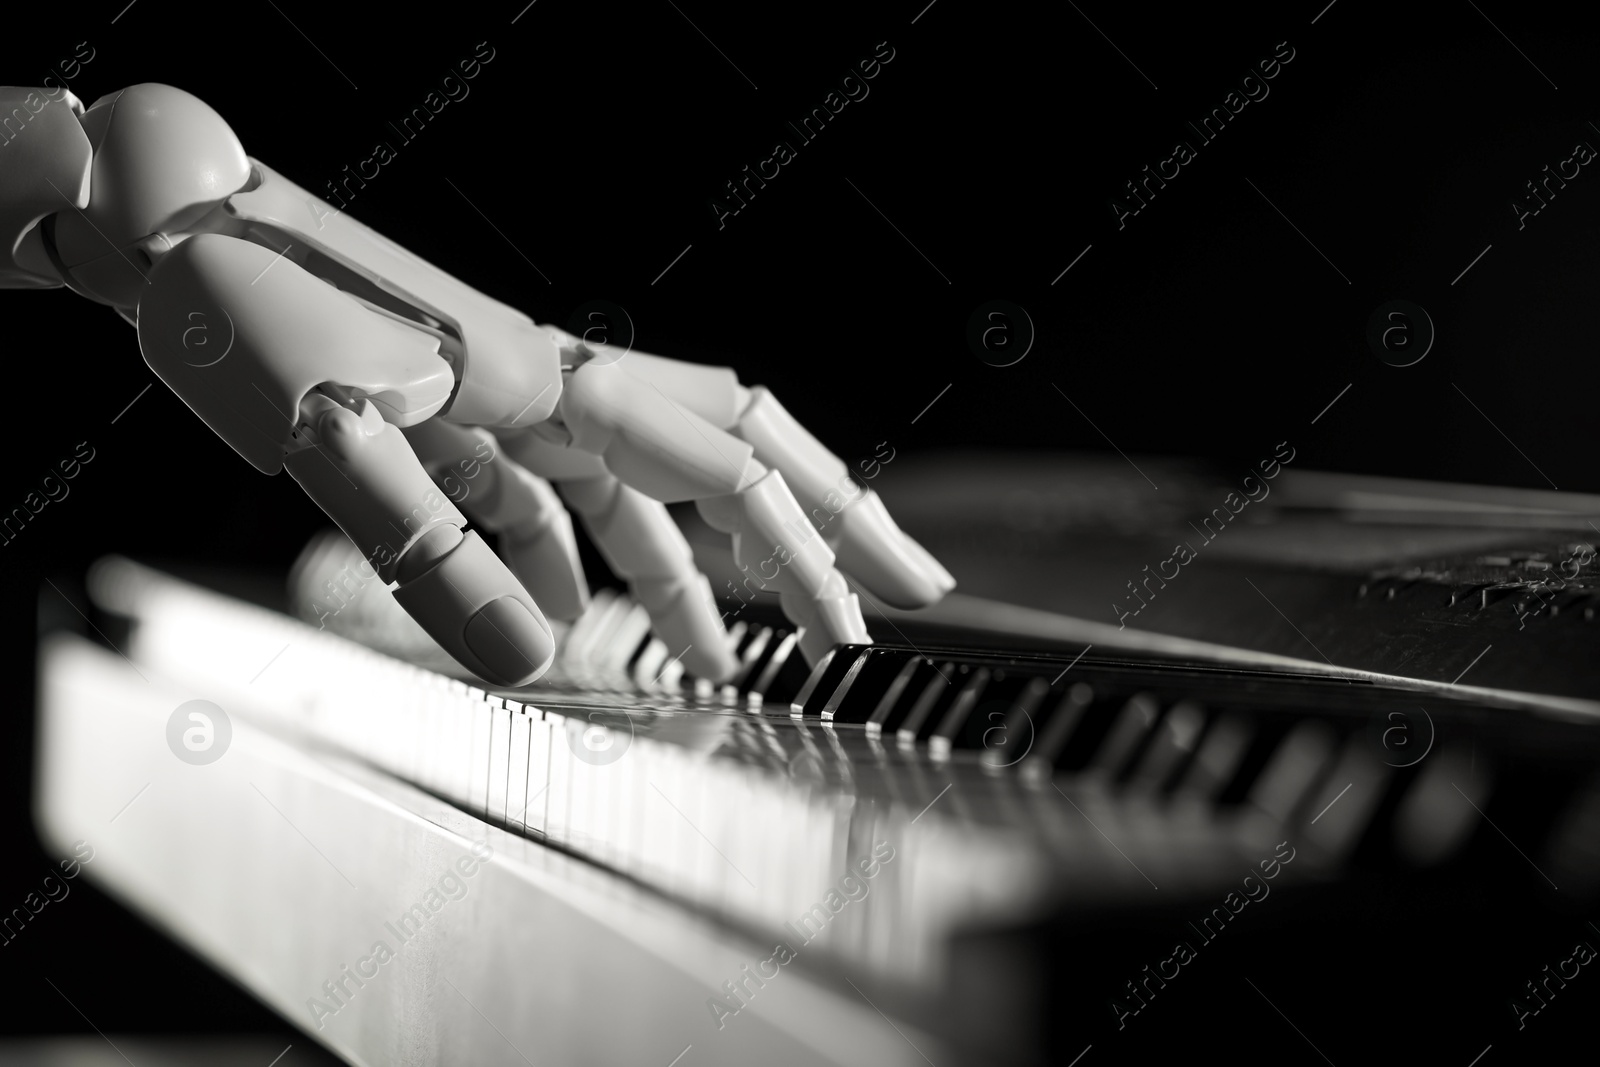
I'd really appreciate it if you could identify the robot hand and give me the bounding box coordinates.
[0,82,954,687]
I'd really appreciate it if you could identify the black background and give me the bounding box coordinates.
[2,0,1598,1054]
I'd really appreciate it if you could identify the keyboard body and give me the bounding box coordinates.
[35,556,1600,1064]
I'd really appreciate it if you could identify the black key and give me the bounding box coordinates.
[1243,719,1339,823]
[1174,713,1252,801]
[747,630,799,700]
[1090,693,1161,778]
[1216,717,1316,806]
[622,624,661,673]
[790,645,867,718]
[891,663,962,742]
[721,632,769,695]
[1020,682,1094,783]
[629,637,668,690]
[1127,700,1206,794]
[732,628,780,695]
[927,668,993,760]
[865,656,938,736]
[825,647,919,725]
[761,637,816,709]
[969,675,1047,767]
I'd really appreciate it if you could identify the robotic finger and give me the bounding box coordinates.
[138,230,554,686]
[405,420,589,623]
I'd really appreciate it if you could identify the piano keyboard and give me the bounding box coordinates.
[40,555,1600,1065]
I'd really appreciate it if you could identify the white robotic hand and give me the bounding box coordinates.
[0,82,954,687]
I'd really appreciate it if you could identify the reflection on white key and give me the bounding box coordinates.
[612,724,639,872]
[819,724,858,791]
[641,742,674,891]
